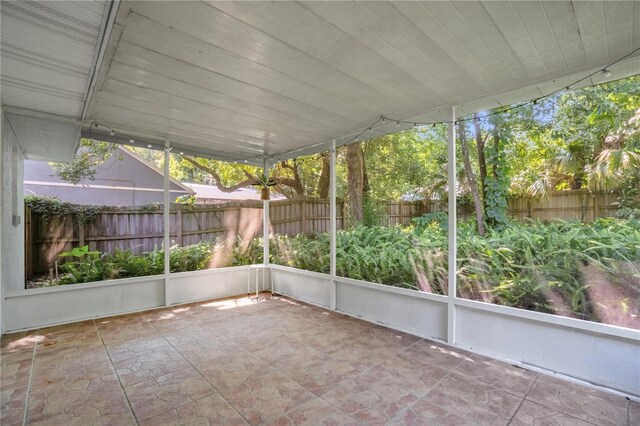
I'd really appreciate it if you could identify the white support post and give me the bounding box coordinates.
[447,107,457,344]
[263,158,270,293]
[330,140,337,310]
[163,140,171,306]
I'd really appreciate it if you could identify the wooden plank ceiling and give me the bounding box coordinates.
[83,0,640,163]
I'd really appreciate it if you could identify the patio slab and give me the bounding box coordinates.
[1,293,635,425]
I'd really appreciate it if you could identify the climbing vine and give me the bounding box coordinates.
[25,196,104,224]
[484,120,510,227]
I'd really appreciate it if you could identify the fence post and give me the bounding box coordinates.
[78,221,86,248]
[24,206,32,280]
[594,194,600,220]
[399,202,404,226]
[301,200,306,234]
[176,209,182,246]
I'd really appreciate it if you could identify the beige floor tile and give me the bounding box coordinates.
[511,400,594,426]
[96,314,159,345]
[145,311,206,333]
[107,335,191,387]
[629,399,640,426]
[195,351,272,391]
[348,323,423,351]
[1,385,28,426]
[124,366,215,421]
[97,324,159,345]
[1,354,32,391]
[396,339,473,371]
[526,375,629,426]
[421,372,522,425]
[321,371,418,424]
[1,331,39,355]
[280,352,361,396]
[163,326,245,364]
[219,369,315,425]
[252,339,323,369]
[36,321,102,353]
[265,398,359,425]
[230,332,302,353]
[2,293,634,426]
[324,340,398,370]
[389,399,476,425]
[160,324,224,347]
[27,376,131,425]
[177,336,246,365]
[368,356,449,397]
[454,354,537,396]
[138,393,248,426]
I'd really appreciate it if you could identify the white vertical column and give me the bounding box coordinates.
[447,107,457,344]
[330,140,337,310]
[163,140,171,306]
[0,113,4,334]
[263,158,270,291]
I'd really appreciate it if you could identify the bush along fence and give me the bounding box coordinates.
[25,191,619,279]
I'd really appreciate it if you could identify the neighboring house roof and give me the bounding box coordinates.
[25,146,192,207]
[123,147,193,193]
[184,182,286,202]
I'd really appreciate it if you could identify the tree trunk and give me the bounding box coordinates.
[458,122,485,236]
[317,153,330,199]
[492,128,500,178]
[347,142,364,223]
[473,114,487,209]
[279,160,305,199]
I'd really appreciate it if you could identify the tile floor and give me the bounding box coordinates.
[1,293,637,425]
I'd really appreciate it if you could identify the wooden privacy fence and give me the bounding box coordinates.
[26,199,344,277]
[508,190,620,222]
[380,200,446,226]
[26,191,619,277]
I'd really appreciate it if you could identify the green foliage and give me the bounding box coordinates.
[272,225,448,293]
[58,246,105,285]
[169,241,214,272]
[52,139,119,184]
[336,226,420,289]
[484,114,513,226]
[48,216,639,324]
[25,195,103,224]
[362,194,386,227]
[268,234,329,272]
[361,129,447,200]
[103,248,161,280]
[412,211,448,234]
[614,168,640,210]
[484,118,510,227]
[509,76,640,195]
[456,218,640,319]
[616,208,640,220]
[175,194,197,207]
[251,174,276,188]
[59,245,100,259]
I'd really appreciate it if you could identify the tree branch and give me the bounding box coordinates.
[183,156,258,192]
